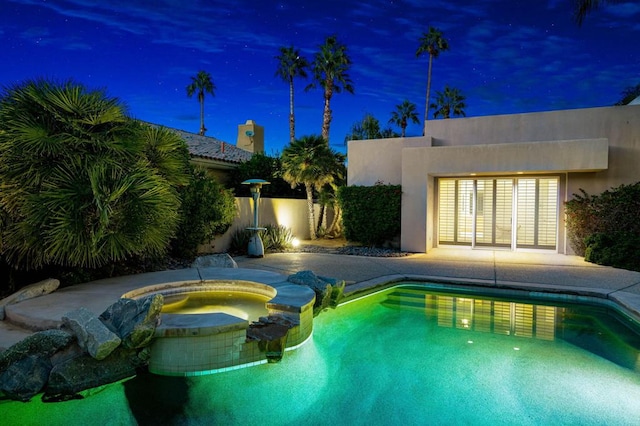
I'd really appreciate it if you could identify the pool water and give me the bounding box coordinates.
[161,291,270,321]
[4,284,640,425]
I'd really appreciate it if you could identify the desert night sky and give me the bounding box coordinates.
[1,0,639,153]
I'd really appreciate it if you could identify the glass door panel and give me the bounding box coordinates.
[437,177,557,250]
[495,179,514,246]
[474,179,493,245]
[516,178,558,249]
[456,180,473,244]
[438,180,456,244]
[475,179,513,247]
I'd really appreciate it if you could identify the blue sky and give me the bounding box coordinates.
[1,0,639,154]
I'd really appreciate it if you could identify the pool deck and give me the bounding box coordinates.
[2,247,640,352]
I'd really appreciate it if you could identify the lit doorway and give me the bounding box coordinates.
[437,177,558,250]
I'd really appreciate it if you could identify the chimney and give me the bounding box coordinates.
[237,120,264,153]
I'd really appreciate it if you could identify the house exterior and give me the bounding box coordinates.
[168,127,255,183]
[347,104,640,255]
[143,119,266,183]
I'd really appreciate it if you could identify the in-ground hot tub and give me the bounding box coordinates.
[122,280,316,376]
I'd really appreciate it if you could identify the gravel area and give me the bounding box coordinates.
[288,244,410,257]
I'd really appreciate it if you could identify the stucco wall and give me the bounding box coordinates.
[348,104,640,254]
[347,137,406,185]
[203,197,325,253]
[425,105,640,196]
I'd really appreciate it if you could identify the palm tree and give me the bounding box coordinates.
[389,100,420,137]
[186,70,216,136]
[345,113,382,142]
[430,85,467,119]
[345,113,401,142]
[615,83,640,105]
[0,79,189,269]
[324,158,346,237]
[281,135,345,240]
[307,35,355,143]
[416,27,449,134]
[275,46,309,144]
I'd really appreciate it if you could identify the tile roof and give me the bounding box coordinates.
[145,122,253,164]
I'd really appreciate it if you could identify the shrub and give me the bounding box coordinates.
[170,167,237,259]
[229,224,293,254]
[262,224,294,251]
[566,182,640,271]
[584,232,640,271]
[337,184,402,246]
[0,79,190,270]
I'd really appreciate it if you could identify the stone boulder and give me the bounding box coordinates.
[0,278,60,320]
[190,253,238,268]
[0,329,74,402]
[0,329,74,372]
[61,308,121,360]
[44,347,141,401]
[246,315,297,363]
[0,354,52,402]
[99,295,163,349]
[287,270,345,315]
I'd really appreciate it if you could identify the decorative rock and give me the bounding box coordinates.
[287,270,345,315]
[0,329,74,373]
[61,308,121,360]
[44,347,139,400]
[0,329,72,402]
[246,315,297,363]
[0,278,60,320]
[190,253,238,268]
[99,295,163,349]
[287,270,336,291]
[0,354,52,402]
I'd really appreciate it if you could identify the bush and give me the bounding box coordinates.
[0,79,190,270]
[584,232,640,271]
[337,184,402,246]
[566,182,640,271]
[262,224,294,251]
[229,224,293,255]
[170,167,237,259]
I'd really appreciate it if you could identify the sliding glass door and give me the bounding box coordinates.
[437,177,558,250]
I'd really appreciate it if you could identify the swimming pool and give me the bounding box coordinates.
[4,283,640,425]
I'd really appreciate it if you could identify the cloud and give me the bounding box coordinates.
[606,2,640,18]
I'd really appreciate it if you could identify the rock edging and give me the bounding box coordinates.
[0,294,163,402]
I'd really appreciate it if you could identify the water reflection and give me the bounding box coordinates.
[123,373,191,424]
[383,286,640,372]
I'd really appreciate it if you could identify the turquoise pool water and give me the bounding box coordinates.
[4,284,640,425]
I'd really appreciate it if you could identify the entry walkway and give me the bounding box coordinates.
[2,248,640,352]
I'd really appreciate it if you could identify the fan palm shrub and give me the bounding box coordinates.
[281,135,345,240]
[0,79,190,270]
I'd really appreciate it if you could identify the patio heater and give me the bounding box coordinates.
[241,179,270,257]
